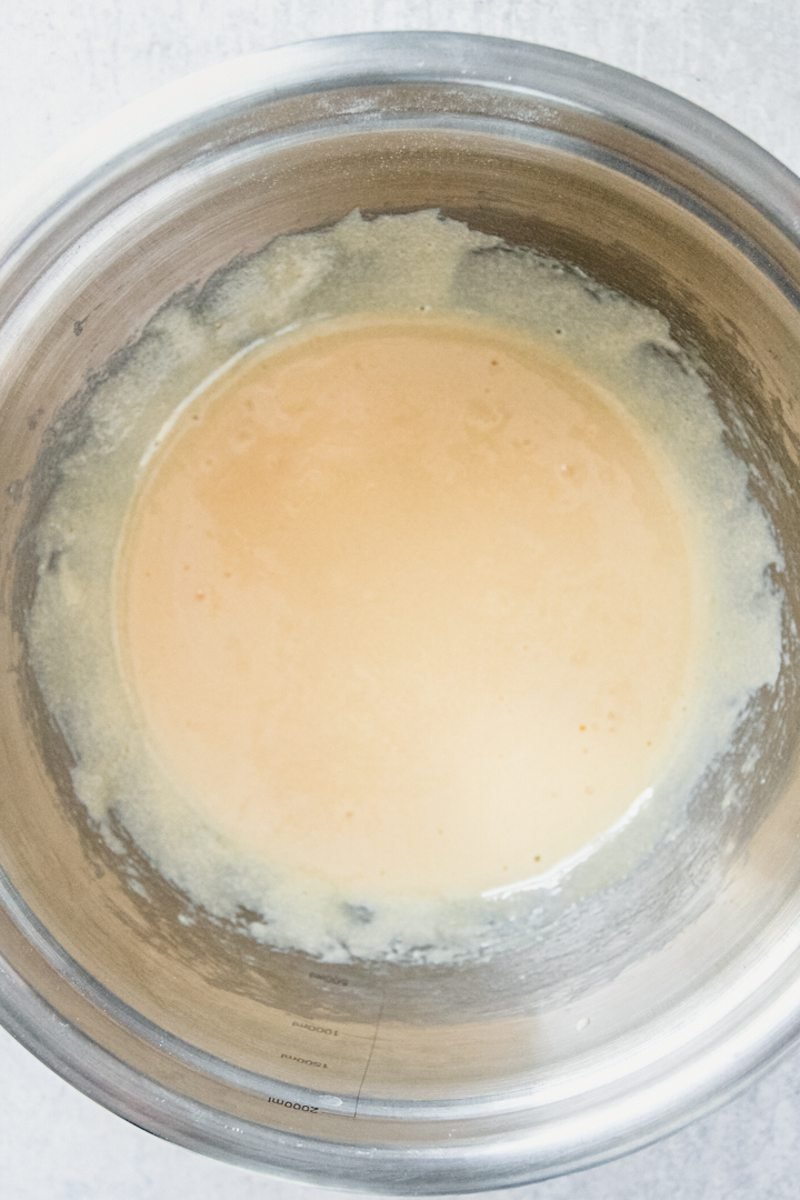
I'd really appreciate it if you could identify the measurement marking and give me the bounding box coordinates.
[281,1052,328,1069]
[309,970,349,987]
[353,991,385,1119]
[267,1096,319,1113]
[291,1020,339,1037]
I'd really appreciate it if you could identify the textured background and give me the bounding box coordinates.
[1,2,799,1197]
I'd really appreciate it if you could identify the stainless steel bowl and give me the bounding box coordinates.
[1,31,800,1193]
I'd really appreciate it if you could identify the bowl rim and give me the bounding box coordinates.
[1,29,800,1193]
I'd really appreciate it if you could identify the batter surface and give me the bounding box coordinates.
[27,211,784,961]
[117,313,695,898]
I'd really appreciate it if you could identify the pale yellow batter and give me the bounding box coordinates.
[27,211,783,962]
[117,313,695,899]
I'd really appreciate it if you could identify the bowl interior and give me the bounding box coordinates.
[1,41,800,1188]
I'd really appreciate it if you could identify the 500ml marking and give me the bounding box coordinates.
[308,970,349,987]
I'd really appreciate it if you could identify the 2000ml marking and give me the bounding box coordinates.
[267,1096,320,1113]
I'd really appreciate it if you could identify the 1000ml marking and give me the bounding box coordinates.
[292,1020,340,1037]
